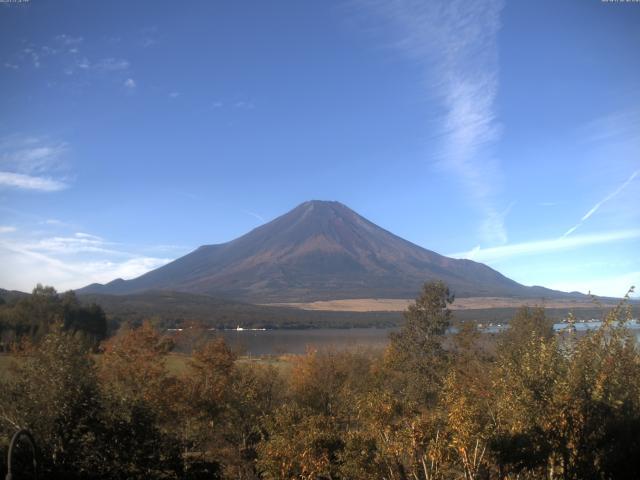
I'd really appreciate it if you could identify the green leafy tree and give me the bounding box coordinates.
[386,280,453,405]
[0,286,107,348]
[60,291,108,347]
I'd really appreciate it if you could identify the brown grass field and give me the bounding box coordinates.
[0,352,295,380]
[266,296,616,312]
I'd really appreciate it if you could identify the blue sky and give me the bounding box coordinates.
[0,0,639,297]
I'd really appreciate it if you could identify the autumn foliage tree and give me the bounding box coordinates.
[386,280,453,406]
[2,283,640,479]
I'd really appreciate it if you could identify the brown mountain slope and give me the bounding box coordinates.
[78,200,582,302]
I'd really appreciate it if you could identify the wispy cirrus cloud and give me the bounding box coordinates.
[93,57,130,72]
[69,56,131,77]
[562,169,639,237]
[361,0,507,244]
[0,137,68,174]
[450,228,640,263]
[579,109,640,146]
[22,232,125,256]
[242,209,265,223]
[21,47,41,68]
[6,34,83,71]
[139,26,159,48]
[208,100,256,111]
[4,34,135,91]
[0,172,67,192]
[234,101,255,110]
[0,136,71,192]
[43,218,75,228]
[55,34,84,47]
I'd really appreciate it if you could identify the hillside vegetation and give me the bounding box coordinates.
[1,281,638,479]
[0,284,107,351]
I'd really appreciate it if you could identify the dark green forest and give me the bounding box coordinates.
[0,284,108,351]
[0,282,639,479]
[76,290,401,330]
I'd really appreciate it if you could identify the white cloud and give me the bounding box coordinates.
[95,58,130,71]
[62,56,130,77]
[562,169,639,237]
[0,233,175,292]
[124,78,136,89]
[362,0,506,244]
[22,232,123,256]
[450,229,640,263]
[242,209,265,222]
[1,140,68,175]
[89,257,171,281]
[0,171,67,192]
[15,38,75,70]
[55,34,83,46]
[234,101,255,110]
[22,48,41,68]
[579,109,640,146]
[43,219,72,227]
[0,226,17,234]
[0,137,70,192]
[76,58,90,69]
[75,232,102,240]
[169,91,181,99]
[140,38,157,48]
[6,36,132,89]
[139,26,159,48]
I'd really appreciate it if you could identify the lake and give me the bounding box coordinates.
[212,320,640,356]
[219,327,398,355]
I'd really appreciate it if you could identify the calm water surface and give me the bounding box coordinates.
[219,328,398,356]
[212,320,640,356]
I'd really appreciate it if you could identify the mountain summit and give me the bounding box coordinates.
[79,200,566,302]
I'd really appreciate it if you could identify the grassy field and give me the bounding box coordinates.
[165,352,294,375]
[0,352,295,381]
[0,354,15,381]
[267,296,623,312]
